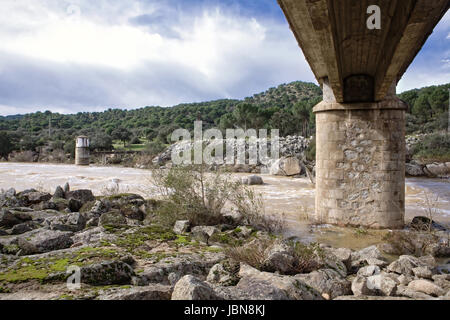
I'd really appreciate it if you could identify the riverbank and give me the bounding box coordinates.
[0,183,449,300]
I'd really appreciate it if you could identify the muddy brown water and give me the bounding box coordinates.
[0,162,449,250]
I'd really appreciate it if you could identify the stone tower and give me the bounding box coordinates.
[75,136,90,166]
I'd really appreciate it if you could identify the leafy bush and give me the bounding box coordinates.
[412,132,450,162]
[225,238,322,275]
[151,165,285,232]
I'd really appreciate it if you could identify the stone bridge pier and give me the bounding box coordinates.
[278,0,449,228]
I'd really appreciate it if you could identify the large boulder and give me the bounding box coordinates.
[0,209,31,228]
[80,260,135,286]
[407,280,445,297]
[262,242,297,275]
[65,189,95,204]
[191,226,220,244]
[45,212,87,232]
[350,246,387,271]
[270,157,301,176]
[207,261,240,287]
[241,175,264,185]
[235,263,323,300]
[172,275,222,300]
[295,269,351,300]
[97,285,173,300]
[17,229,74,255]
[424,163,450,178]
[351,275,377,296]
[173,220,190,235]
[366,273,398,296]
[405,163,424,176]
[99,210,127,228]
[19,191,52,205]
[387,255,435,277]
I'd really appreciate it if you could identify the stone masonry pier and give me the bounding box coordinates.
[278,0,449,228]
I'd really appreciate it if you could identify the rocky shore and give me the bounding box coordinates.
[0,185,449,300]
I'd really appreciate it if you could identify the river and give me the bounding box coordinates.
[0,162,449,249]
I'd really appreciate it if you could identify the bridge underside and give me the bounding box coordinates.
[278,0,449,228]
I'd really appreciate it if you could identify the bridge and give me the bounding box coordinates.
[278,0,449,228]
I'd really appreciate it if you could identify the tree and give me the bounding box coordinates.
[293,101,312,137]
[90,132,113,151]
[111,127,132,147]
[412,94,432,122]
[233,103,259,130]
[0,131,13,160]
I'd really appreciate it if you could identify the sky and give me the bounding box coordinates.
[0,0,448,116]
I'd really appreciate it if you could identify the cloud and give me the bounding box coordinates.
[0,0,314,115]
[0,1,448,115]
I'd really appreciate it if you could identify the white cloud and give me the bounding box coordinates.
[0,0,314,115]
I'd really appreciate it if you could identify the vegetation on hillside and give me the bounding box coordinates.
[0,81,448,161]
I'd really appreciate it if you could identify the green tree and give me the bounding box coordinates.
[111,127,132,147]
[0,131,13,160]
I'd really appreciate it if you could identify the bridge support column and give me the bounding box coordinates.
[313,83,407,229]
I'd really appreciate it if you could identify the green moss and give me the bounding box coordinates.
[0,286,10,293]
[0,247,123,284]
[111,225,176,251]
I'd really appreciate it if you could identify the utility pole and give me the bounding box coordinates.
[49,115,52,138]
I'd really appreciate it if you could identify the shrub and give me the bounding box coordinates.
[412,132,450,162]
[225,238,322,275]
[151,165,286,233]
[305,136,316,162]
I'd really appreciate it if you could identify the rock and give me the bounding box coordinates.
[65,189,95,204]
[80,260,135,286]
[397,274,414,286]
[387,255,431,277]
[91,200,109,215]
[410,216,447,232]
[68,199,83,213]
[191,226,220,244]
[334,296,411,300]
[173,220,190,235]
[120,206,145,221]
[407,280,445,297]
[351,275,377,296]
[46,212,86,232]
[235,226,253,238]
[0,209,31,228]
[396,285,436,300]
[22,192,52,205]
[53,186,65,199]
[63,183,70,193]
[207,261,240,287]
[71,227,118,246]
[99,211,127,228]
[131,251,225,286]
[424,163,450,178]
[223,211,244,226]
[262,241,297,275]
[241,175,264,185]
[405,163,424,176]
[172,275,222,300]
[380,230,449,257]
[10,221,40,235]
[236,263,323,300]
[351,246,386,271]
[432,275,450,292]
[412,266,433,279]
[366,273,398,296]
[295,269,351,299]
[325,247,353,270]
[97,285,173,300]
[357,265,381,277]
[17,229,74,255]
[270,157,301,176]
